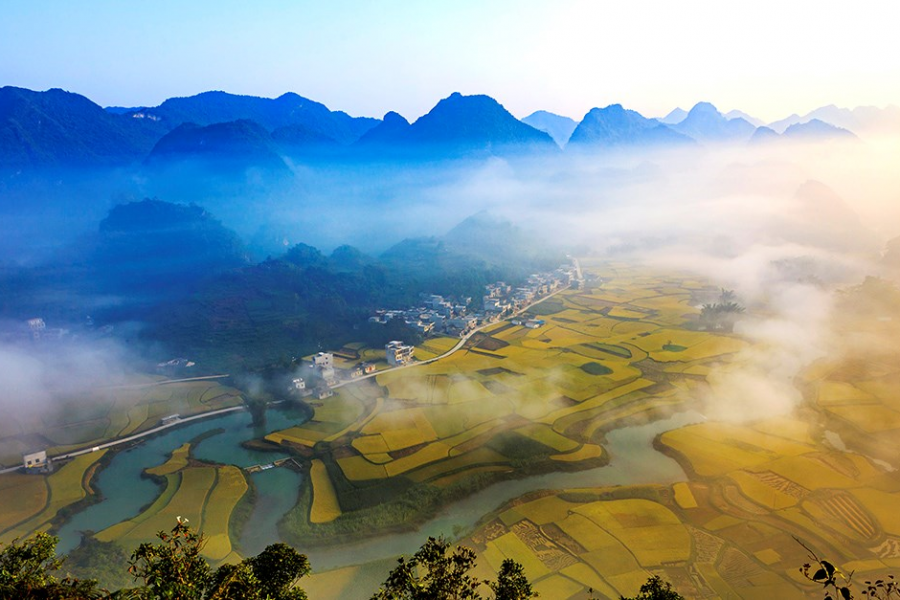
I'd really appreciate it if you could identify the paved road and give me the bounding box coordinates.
[331,282,572,389]
[0,405,246,475]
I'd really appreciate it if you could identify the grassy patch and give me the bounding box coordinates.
[580,362,613,376]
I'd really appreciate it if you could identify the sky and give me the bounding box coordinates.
[2,0,899,122]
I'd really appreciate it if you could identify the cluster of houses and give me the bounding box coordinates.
[290,351,378,400]
[483,266,578,320]
[367,264,579,340]
[368,293,477,337]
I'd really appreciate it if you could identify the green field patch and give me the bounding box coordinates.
[475,336,509,351]
[662,344,687,352]
[580,362,613,376]
[527,299,566,315]
[487,431,557,460]
[477,367,523,377]
[580,342,632,359]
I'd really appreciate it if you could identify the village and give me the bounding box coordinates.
[289,262,580,400]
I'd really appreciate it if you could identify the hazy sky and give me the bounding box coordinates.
[2,1,898,122]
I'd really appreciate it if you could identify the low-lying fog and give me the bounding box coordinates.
[1,135,899,427]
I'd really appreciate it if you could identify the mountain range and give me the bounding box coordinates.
[1,85,894,170]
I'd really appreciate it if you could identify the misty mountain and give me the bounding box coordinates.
[659,107,688,124]
[142,210,563,371]
[89,199,250,297]
[783,119,857,140]
[126,91,379,144]
[358,93,557,157]
[380,211,564,298]
[671,102,756,143]
[145,120,290,173]
[567,104,694,148]
[725,109,764,127]
[767,104,900,135]
[0,86,165,168]
[354,111,412,147]
[750,119,856,144]
[749,126,781,144]
[789,180,879,254]
[270,123,340,159]
[520,110,578,146]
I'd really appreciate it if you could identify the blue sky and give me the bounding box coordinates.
[2,1,898,122]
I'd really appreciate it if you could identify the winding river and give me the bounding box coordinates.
[55,405,703,569]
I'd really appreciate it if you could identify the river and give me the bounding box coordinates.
[55,405,704,569]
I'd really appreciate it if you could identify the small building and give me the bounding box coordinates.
[361,362,376,374]
[23,450,49,473]
[349,365,364,378]
[316,387,334,400]
[292,377,306,390]
[385,340,415,366]
[309,352,334,370]
[524,319,545,329]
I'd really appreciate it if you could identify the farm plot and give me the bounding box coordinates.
[1,451,108,542]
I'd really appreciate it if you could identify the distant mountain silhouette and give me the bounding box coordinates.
[355,111,412,146]
[521,110,577,146]
[567,104,694,148]
[0,86,164,168]
[659,107,687,124]
[672,102,756,143]
[725,109,764,127]
[750,120,856,144]
[768,104,899,136]
[749,126,781,144]
[128,91,378,144]
[790,180,878,254]
[358,93,556,158]
[146,119,289,172]
[783,119,856,140]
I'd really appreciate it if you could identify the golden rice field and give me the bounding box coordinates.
[0,450,107,543]
[298,264,900,600]
[95,457,248,562]
[309,459,342,524]
[261,263,758,540]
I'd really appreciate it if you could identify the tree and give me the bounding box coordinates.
[618,575,684,600]
[699,289,745,333]
[371,537,536,600]
[245,543,310,600]
[372,537,483,600]
[128,518,212,600]
[0,532,103,600]
[129,520,311,600]
[490,559,536,600]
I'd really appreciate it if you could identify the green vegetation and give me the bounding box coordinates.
[372,536,537,600]
[2,524,565,600]
[580,361,613,376]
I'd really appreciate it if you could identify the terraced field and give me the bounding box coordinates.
[0,450,108,543]
[94,443,248,563]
